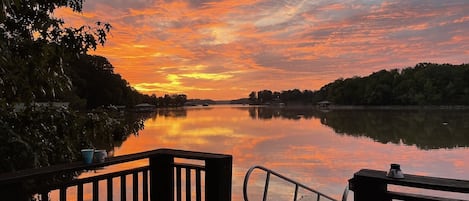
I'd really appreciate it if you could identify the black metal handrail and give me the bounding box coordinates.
[0,148,232,201]
[243,165,338,201]
[349,169,469,201]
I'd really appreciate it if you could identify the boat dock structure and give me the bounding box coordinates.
[0,148,468,201]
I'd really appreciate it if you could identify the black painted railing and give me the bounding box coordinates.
[47,166,151,201]
[349,169,469,201]
[243,166,339,201]
[0,148,232,201]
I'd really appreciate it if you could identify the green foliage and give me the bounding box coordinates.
[69,55,146,108]
[157,94,187,107]
[248,89,316,105]
[65,54,187,109]
[0,0,111,103]
[0,106,82,172]
[0,104,145,201]
[0,104,144,173]
[248,91,257,102]
[249,63,469,106]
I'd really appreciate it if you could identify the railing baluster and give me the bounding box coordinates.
[143,170,149,201]
[293,184,298,201]
[177,167,182,201]
[186,168,192,201]
[107,178,113,201]
[196,169,201,201]
[41,191,49,201]
[77,183,83,201]
[133,172,138,201]
[121,175,127,201]
[93,181,99,201]
[316,194,320,201]
[262,172,270,201]
[60,187,67,201]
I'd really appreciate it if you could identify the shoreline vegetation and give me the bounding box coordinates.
[237,63,469,107]
[228,103,469,110]
[324,105,469,110]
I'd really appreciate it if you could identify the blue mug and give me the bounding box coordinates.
[81,149,95,164]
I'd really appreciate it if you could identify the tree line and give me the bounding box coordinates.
[248,63,469,105]
[247,89,315,105]
[68,55,187,109]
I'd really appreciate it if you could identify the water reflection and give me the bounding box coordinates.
[244,107,469,149]
[246,106,320,120]
[49,105,469,200]
[155,107,189,118]
[106,105,469,200]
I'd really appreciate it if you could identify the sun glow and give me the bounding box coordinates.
[181,72,233,80]
[55,1,469,99]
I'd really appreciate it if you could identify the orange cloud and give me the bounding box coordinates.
[54,0,469,100]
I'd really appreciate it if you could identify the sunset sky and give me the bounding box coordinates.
[56,0,469,100]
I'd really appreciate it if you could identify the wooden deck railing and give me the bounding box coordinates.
[349,169,469,201]
[0,148,232,201]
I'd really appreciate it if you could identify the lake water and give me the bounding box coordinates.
[75,105,469,200]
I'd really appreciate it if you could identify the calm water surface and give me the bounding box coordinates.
[74,105,469,200]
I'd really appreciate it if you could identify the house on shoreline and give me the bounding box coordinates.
[132,103,156,112]
[316,100,332,109]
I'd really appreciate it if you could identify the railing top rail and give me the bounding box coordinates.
[0,148,231,184]
[157,148,232,160]
[351,169,469,193]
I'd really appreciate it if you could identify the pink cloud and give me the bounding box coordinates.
[56,0,469,99]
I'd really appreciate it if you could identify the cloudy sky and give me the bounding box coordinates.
[56,0,469,100]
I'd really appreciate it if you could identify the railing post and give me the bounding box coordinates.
[0,183,25,201]
[150,153,174,201]
[205,156,232,201]
[349,170,390,201]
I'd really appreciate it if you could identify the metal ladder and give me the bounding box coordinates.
[243,166,348,201]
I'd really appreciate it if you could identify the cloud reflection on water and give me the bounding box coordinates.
[75,105,469,200]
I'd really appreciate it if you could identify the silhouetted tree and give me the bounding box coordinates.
[249,91,257,103]
[247,63,469,105]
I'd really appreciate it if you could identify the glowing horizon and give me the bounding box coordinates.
[55,0,469,100]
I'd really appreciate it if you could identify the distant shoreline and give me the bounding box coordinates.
[325,105,469,110]
[221,102,469,110]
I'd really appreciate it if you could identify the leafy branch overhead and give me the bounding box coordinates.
[0,0,123,178]
[0,0,111,102]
